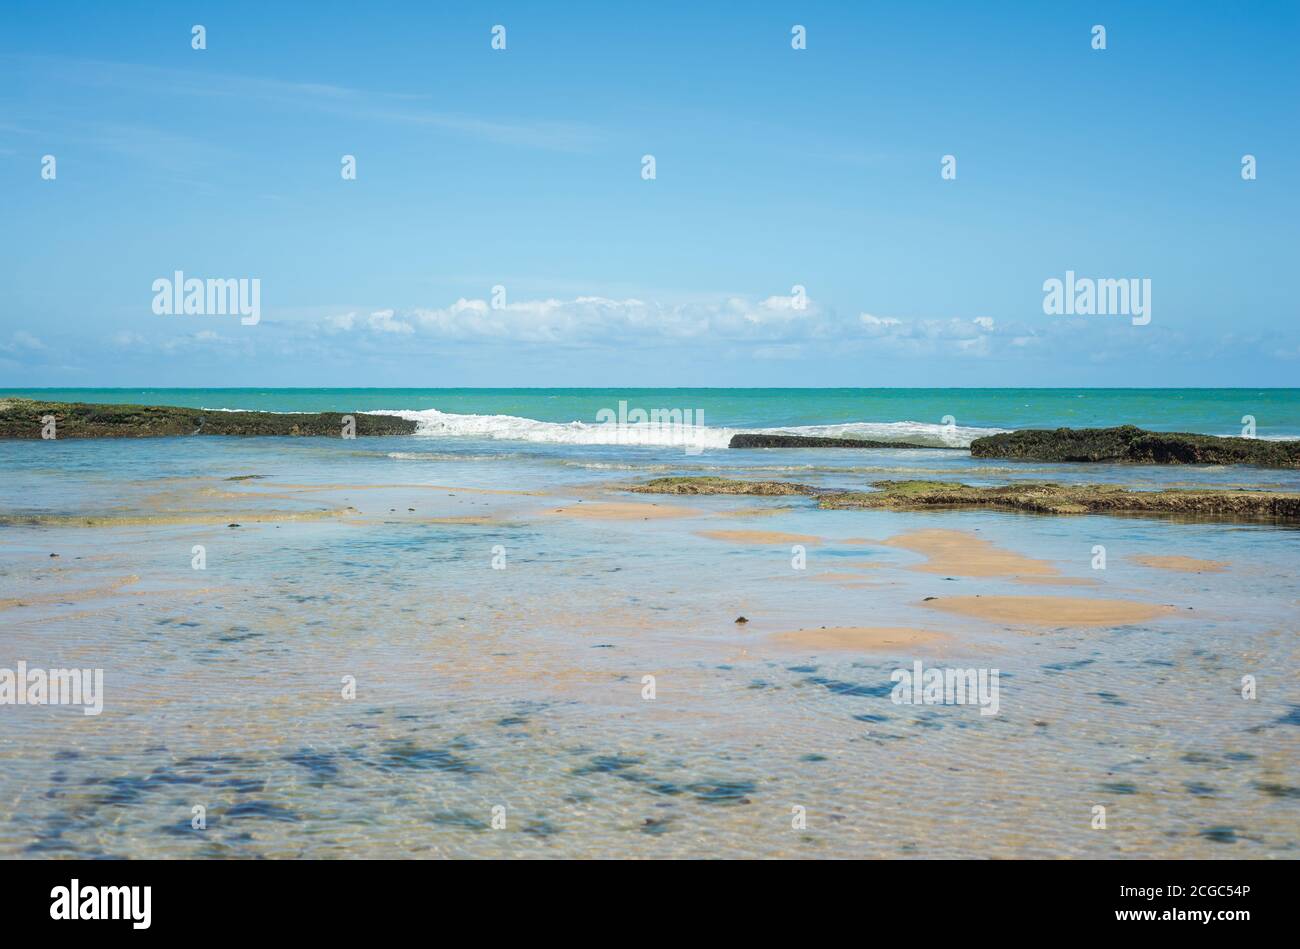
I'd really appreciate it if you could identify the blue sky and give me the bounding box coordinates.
[1,0,1296,387]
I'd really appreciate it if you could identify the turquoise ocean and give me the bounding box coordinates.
[6,387,1300,440]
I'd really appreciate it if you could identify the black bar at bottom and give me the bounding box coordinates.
[0,858,1280,934]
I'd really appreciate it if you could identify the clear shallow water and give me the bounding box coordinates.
[1,395,1297,858]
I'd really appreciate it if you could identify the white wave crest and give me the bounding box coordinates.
[371,408,733,450]
[761,420,1004,448]
[367,408,1005,449]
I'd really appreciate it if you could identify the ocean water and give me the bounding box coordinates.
[1,390,1297,858]
[7,387,1300,444]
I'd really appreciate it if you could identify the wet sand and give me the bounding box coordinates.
[713,505,799,518]
[921,595,1177,627]
[0,508,349,528]
[1131,555,1229,573]
[0,574,142,611]
[696,529,823,545]
[770,626,951,651]
[543,501,704,520]
[806,571,886,584]
[883,528,1058,578]
[252,482,544,495]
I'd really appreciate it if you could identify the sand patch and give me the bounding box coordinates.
[1131,555,1229,573]
[696,529,823,545]
[714,505,798,518]
[1014,576,1100,587]
[922,595,1174,627]
[807,572,884,585]
[425,484,542,496]
[0,509,347,528]
[0,575,140,610]
[341,514,502,527]
[255,482,543,496]
[772,626,950,650]
[544,501,703,521]
[884,528,1057,578]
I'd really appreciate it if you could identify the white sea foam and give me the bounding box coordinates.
[385,451,518,462]
[367,408,1005,449]
[762,420,1004,447]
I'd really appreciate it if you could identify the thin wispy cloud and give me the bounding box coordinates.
[2,54,601,152]
[85,294,1218,368]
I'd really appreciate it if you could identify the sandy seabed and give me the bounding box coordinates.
[0,466,1295,859]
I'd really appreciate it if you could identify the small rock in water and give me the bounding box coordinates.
[228,523,240,528]
[734,616,748,625]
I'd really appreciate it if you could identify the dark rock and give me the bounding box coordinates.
[0,398,418,439]
[729,433,942,449]
[971,425,1300,468]
[819,480,1300,521]
[628,476,813,496]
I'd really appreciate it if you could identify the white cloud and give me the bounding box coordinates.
[364,310,416,335]
[1,331,46,352]
[12,293,1245,375]
[313,294,834,347]
[860,313,900,325]
[853,311,1002,355]
[297,296,1050,362]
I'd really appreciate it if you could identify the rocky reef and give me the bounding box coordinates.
[628,476,1300,521]
[818,480,1300,518]
[0,399,418,438]
[626,476,816,496]
[728,433,940,449]
[970,425,1300,468]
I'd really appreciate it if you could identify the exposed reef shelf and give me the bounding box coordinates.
[970,425,1300,468]
[0,399,418,438]
[626,476,819,496]
[728,433,944,449]
[628,476,1300,521]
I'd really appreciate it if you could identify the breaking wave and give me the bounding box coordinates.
[367,408,1004,449]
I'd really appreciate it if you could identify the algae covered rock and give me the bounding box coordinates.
[970,425,1300,468]
[0,399,417,438]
